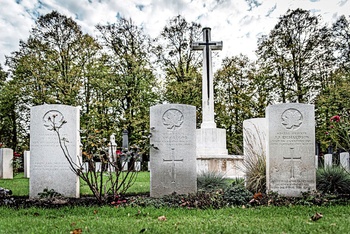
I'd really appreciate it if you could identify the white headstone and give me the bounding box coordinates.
[340,152,349,172]
[315,155,318,169]
[150,104,197,197]
[30,104,80,198]
[0,148,13,179]
[266,103,316,196]
[24,151,30,178]
[107,134,117,172]
[243,118,267,158]
[324,153,332,168]
[134,161,141,171]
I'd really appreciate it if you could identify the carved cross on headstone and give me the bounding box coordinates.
[163,148,183,184]
[283,147,301,179]
[192,28,222,128]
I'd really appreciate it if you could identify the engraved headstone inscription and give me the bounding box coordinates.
[266,103,316,196]
[30,104,80,198]
[150,104,197,197]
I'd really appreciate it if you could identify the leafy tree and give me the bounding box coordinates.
[155,15,202,124]
[332,15,350,73]
[256,8,334,103]
[215,55,255,154]
[96,18,160,145]
[7,11,98,106]
[250,65,275,116]
[315,71,350,152]
[5,11,104,151]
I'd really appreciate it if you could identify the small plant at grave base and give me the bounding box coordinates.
[316,166,350,194]
[197,171,228,192]
[230,177,245,187]
[45,112,150,204]
[126,190,226,209]
[223,183,253,206]
[38,188,62,199]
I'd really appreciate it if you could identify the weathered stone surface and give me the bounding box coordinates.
[243,118,267,158]
[324,153,333,167]
[150,104,197,197]
[0,148,13,179]
[30,104,80,198]
[340,152,349,172]
[266,103,316,196]
[24,151,30,178]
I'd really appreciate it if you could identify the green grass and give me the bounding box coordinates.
[1,172,150,197]
[2,172,350,233]
[0,205,349,233]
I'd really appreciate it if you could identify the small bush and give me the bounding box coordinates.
[38,188,62,199]
[223,184,253,206]
[317,166,350,194]
[197,171,228,191]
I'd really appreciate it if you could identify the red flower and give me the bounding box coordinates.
[325,132,329,135]
[330,115,341,122]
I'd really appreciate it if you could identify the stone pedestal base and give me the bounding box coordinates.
[196,128,228,156]
[196,155,244,179]
[196,127,243,178]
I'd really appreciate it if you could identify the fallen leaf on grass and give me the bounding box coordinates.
[93,210,98,215]
[158,215,167,221]
[311,212,323,221]
[70,228,82,234]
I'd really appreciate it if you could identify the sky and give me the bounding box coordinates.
[0,0,349,69]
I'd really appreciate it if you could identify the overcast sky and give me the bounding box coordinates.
[0,0,349,69]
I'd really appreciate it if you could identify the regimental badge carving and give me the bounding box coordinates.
[43,110,65,131]
[162,109,184,130]
[281,108,303,130]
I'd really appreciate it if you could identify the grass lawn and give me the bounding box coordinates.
[1,173,350,233]
[0,172,150,196]
[1,205,349,233]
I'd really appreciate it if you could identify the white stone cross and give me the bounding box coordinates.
[283,148,301,179]
[163,148,183,184]
[192,27,223,129]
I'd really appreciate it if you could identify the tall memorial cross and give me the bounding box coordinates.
[283,148,302,179]
[192,27,223,128]
[163,148,184,184]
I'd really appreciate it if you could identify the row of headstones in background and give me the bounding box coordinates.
[324,152,350,171]
[23,152,141,177]
[0,148,13,179]
[80,161,141,172]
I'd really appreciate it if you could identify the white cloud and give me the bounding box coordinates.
[0,0,349,69]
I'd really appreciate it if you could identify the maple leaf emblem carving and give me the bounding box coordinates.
[281,109,303,130]
[162,109,184,130]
